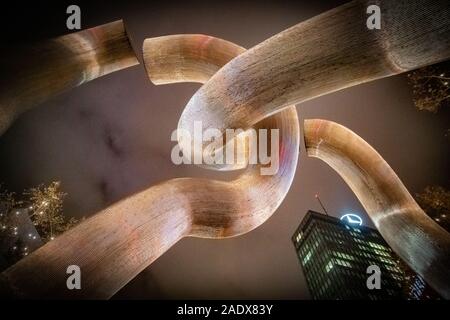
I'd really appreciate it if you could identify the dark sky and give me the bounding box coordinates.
[0,0,449,299]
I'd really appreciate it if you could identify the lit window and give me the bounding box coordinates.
[341,253,355,261]
[336,259,352,268]
[303,251,312,265]
[326,261,334,272]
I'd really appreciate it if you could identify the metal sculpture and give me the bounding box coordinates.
[0,35,300,299]
[1,0,449,299]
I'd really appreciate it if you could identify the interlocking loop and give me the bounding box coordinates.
[0,36,299,299]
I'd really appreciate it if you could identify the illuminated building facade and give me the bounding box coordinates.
[292,210,438,300]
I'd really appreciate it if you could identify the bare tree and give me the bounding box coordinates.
[407,61,450,113]
[416,185,450,232]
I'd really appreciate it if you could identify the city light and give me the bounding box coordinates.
[340,213,363,226]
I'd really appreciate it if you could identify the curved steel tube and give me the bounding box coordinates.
[0,20,139,135]
[178,0,450,162]
[304,119,450,299]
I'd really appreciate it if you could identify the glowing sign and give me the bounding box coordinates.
[340,213,363,226]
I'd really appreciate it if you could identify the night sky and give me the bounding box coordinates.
[0,0,449,299]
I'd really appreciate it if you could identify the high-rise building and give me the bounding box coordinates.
[292,210,439,300]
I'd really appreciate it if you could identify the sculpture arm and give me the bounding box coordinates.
[0,20,139,135]
[178,0,450,160]
[304,118,450,299]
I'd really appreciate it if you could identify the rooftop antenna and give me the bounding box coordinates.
[315,193,329,216]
